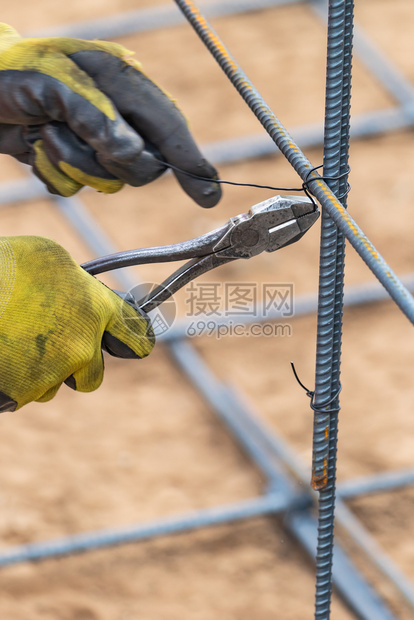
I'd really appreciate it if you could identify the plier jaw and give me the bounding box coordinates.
[82,195,319,313]
[213,195,319,259]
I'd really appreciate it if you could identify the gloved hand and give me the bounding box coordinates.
[0,23,221,207]
[0,236,155,412]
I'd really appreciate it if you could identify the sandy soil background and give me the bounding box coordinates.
[0,1,414,618]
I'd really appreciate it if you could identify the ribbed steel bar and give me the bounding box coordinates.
[173,0,414,325]
[312,1,354,617]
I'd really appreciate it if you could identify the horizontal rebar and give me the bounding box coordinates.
[338,468,414,500]
[28,0,302,39]
[0,494,287,567]
[159,273,414,342]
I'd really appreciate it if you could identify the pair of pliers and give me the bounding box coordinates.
[82,195,319,313]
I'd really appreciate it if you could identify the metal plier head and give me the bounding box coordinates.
[212,195,319,259]
[82,195,319,313]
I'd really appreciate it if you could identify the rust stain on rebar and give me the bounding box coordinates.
[311,459,328,491]
[185,1,239,73]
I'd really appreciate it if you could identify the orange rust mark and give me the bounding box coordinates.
[311,458,329,491]
[186,1,239,72]
[324,426,329,441]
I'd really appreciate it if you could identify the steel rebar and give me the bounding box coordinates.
[312,1,354,617]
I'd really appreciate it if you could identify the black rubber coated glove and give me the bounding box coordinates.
[0,23,221,207]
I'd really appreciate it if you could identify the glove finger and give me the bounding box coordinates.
[0,390,17,413]
[38,122,124,194]
[98,145,167,188]
[39,121,166,189]
[69,50,222,208]
[25,131,84,197]
[102,331,143,359]
[64,348,104,393]
[36,383,62,403]
[0,124,84,196]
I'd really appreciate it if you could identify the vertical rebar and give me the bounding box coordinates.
[312,1,354,618]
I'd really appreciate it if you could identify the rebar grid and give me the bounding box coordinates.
[1,2,414,619]
[172,0,412,616]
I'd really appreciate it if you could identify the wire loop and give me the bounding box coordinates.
[290,361,342,415]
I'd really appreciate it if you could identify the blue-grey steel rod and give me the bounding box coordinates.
[203,107,414,166]
[28,0,302,39]
[338,468,414,500]
[173,0,414,325]
[311,0,349,490]
[312,1,354,617]
[335,501,414,609]
[0,494,287,567]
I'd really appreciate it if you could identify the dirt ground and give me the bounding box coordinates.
[0,0,414,618]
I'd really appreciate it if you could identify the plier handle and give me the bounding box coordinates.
[82,195,319,313]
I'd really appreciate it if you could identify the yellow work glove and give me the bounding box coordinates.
[0,24,221,207]
[0,236,155,412]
